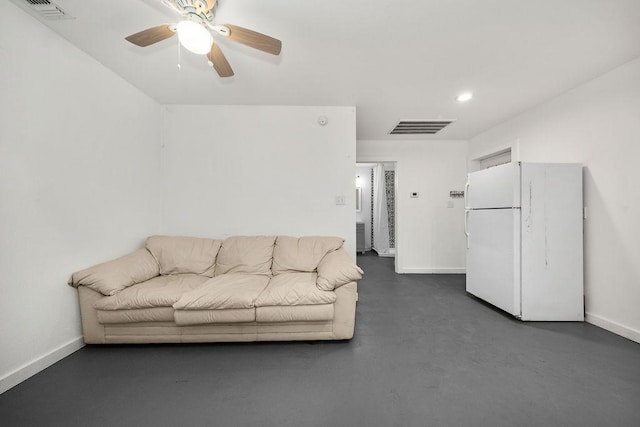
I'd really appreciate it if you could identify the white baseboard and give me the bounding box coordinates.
[377,253,395,258]
[0,336,85,395]
[585,312,640,344]
[398,268,466,274]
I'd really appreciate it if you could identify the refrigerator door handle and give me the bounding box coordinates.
[464,178,470,249]
[464,209,469,248]
[464,179,470,210]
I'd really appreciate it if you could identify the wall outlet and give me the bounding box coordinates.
[335,195,346,205]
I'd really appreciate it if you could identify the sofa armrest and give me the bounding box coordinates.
[316,248,363,291]
[77,286,106,344]
[68,248,159,296]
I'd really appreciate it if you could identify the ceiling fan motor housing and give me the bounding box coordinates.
[172,0,215,21]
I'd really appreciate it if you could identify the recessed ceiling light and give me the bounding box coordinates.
[456,92,473,103]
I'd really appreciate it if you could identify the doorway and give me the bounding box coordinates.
[356,162,397,258]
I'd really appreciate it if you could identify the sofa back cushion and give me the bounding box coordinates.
[272,236,344,275]
[215,236,276,276]
[146,235,221,277]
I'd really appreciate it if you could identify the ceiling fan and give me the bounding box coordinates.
[125,0,282,77]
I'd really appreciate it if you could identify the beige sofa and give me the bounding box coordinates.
[69,235,363,344]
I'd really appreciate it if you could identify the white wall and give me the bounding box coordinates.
[161,105,357,256]
[357,140,468,273]
[469,57,640,343]
[0,2,163,393]
[356,166,373,250]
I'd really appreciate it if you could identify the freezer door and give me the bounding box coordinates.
[466,208,521,317]
[466,162,521,209]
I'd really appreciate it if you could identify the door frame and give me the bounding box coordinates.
[356,160,399,273]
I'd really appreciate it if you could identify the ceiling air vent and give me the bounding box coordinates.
[22,0,73,20]
[390,120,454,135]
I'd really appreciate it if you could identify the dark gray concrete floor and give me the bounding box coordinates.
[1,253,639,426]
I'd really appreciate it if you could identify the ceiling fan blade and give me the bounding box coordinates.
[207,44,234,77]
[125,25,175,47]
[224,24,282,55]
[205,0,217,11]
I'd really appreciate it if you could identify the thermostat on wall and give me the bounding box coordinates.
[410,192,419,198]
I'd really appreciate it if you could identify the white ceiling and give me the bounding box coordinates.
[12,0,640,140]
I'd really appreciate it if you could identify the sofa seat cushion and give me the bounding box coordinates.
[96,307,175,324]
[272,236,344,275]
[256,305,334,322]
[174,309,255,326]
[93,274,209,310]
[255,273,336,307]
[173,274,270,310]
[215,236,276,276]
[146,236,222,277]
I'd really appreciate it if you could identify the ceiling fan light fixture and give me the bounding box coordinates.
[176,20,213,54]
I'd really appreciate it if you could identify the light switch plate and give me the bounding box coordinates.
[335,195,346,205]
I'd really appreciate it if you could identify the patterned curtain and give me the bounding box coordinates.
[384,171,395,248]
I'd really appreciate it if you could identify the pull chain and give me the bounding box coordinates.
[177,38,181,70]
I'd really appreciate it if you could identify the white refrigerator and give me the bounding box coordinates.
[464,162,584,321]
